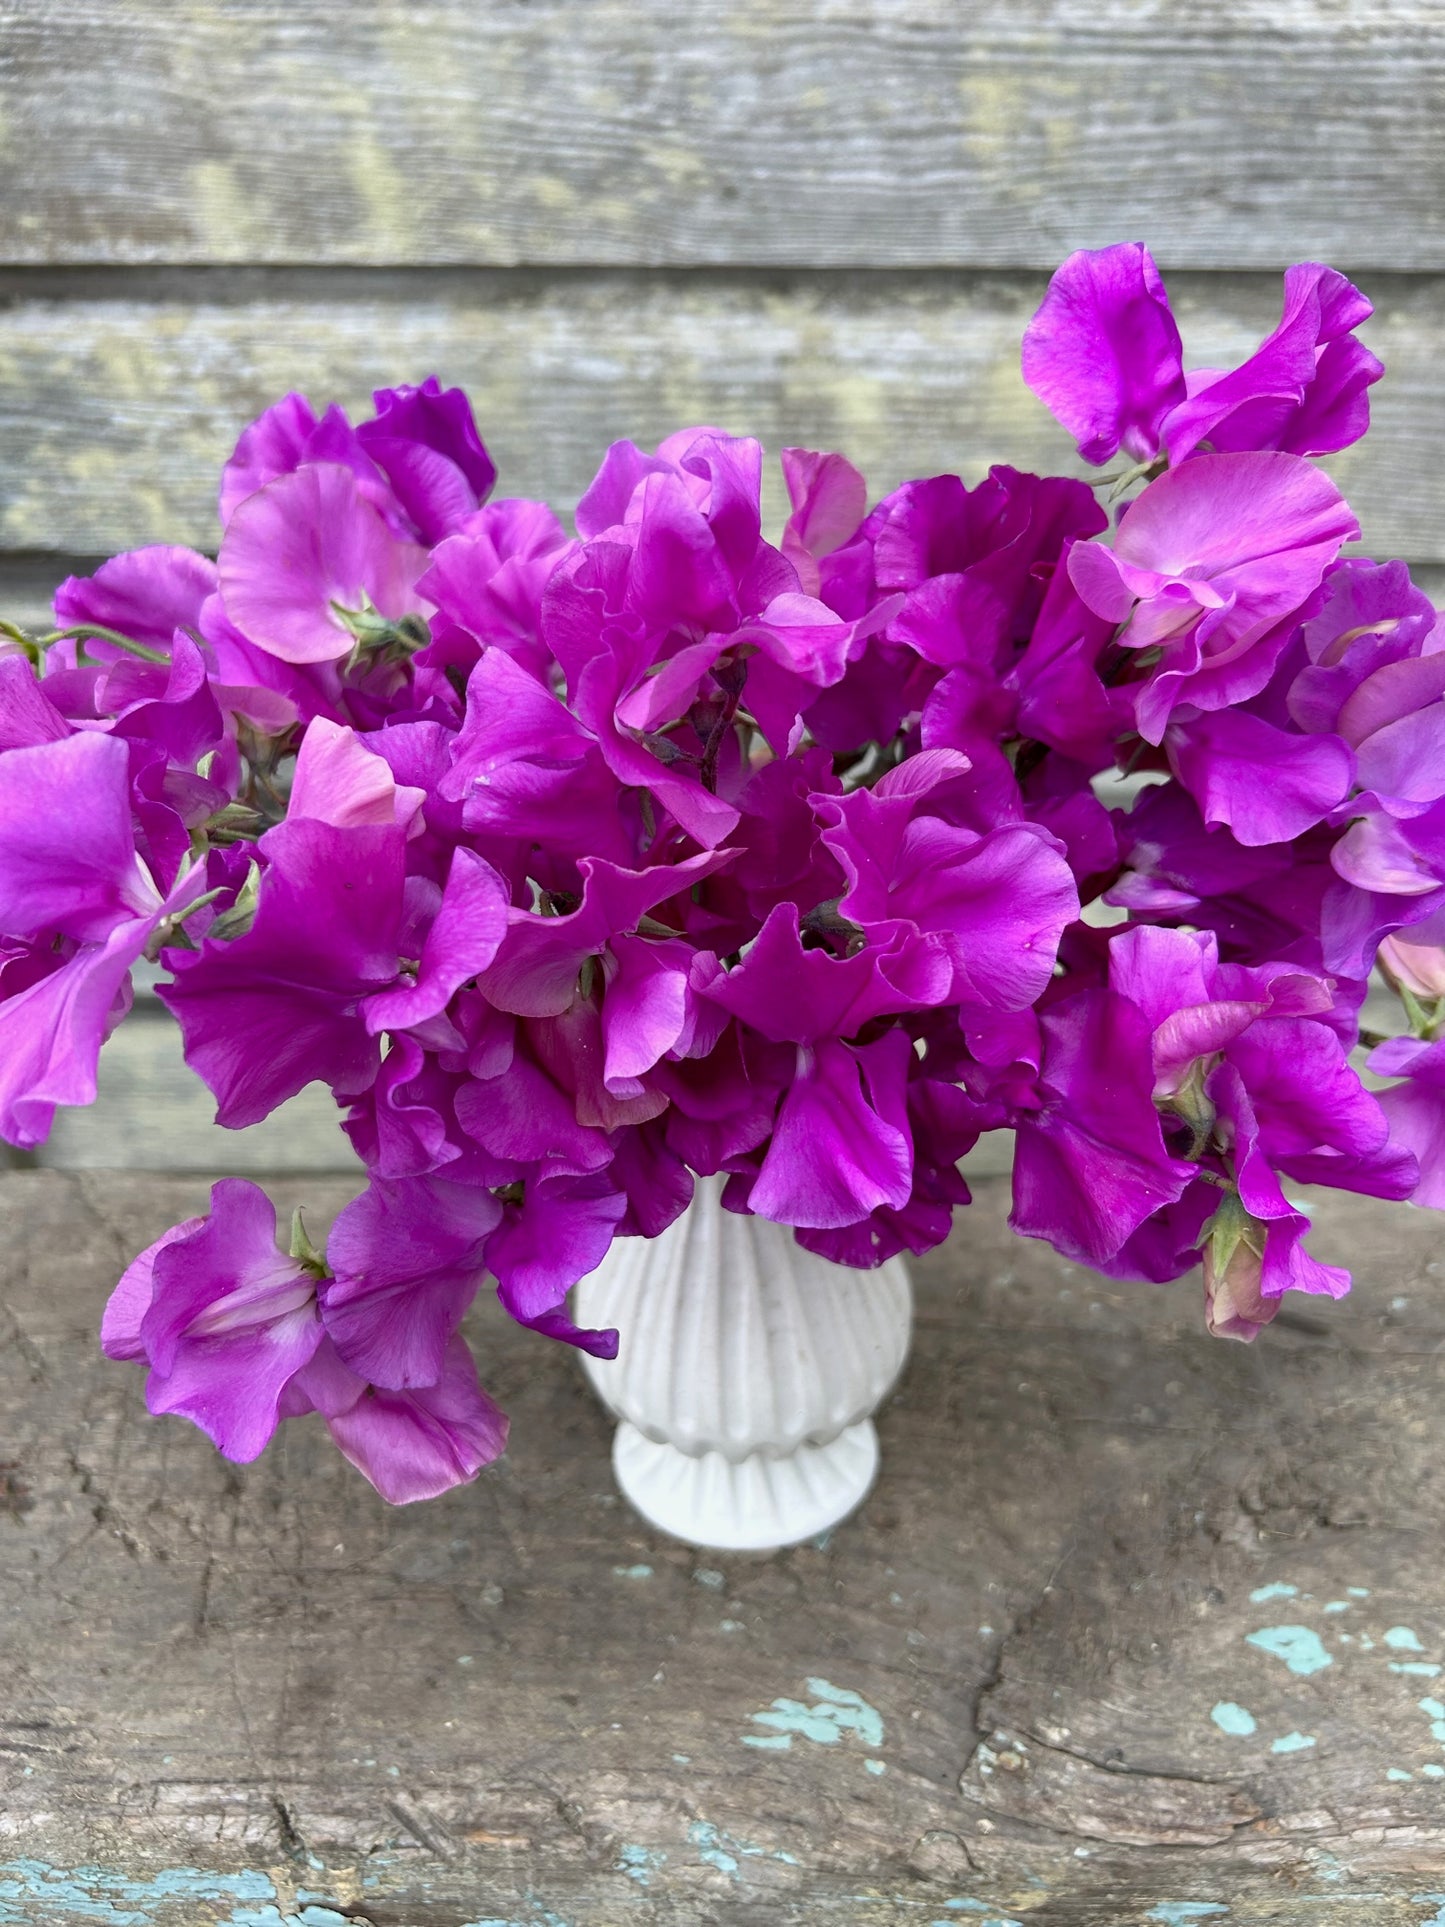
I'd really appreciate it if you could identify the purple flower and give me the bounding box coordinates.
[779,447,868,596]
[1369,1033,1445,1210]
[1161,265,1383,464]
[485,1168,627,1350]
[354,377,498,545]
[1024,245,1382,468]
[161,814,506,1127]
[322,1334,508,1505]
[217,463,427,665]
[25,303,1435,1498]
[417,498,574,686]
[1068,452,1359,741]
[815,748,1080,1012]
[475,848,733,1019]
[101,1179,326,1461]
[0,731,206,1148]
[321,1173,502,1386]
[437,646,634,866]
[1007,989,1195,1267]
[1167,709,1355,847]
[54,545,218,654]
[103,1180,508,1502]
[701,903,948,1229]
[1021,243,1186,465]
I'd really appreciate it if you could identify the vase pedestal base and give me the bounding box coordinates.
[609,1417,880,1552]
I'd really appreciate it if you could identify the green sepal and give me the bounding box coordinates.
[289,1208,329,1277]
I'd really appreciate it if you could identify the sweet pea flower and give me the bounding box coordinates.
[101,1178,328,1461]
[220,378,495,546]
[1024,244,1382,468]
[103,1179,508,1502]
[1068,451,1359,741]
[218,462,430,666]
[0,731,208,1148]
[160,721,508,1128]
[814,748,1080,1011]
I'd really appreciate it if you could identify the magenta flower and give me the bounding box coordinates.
[1024,244,1382,468]
[1068,451,1359,741]
[103,1179,508,1502]
[1021,243,1187,466]
[218,463,428,665]
[0,732,207,1149]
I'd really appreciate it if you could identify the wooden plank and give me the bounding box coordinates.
[0,272,1443,563]
[33,1010,361,1175]
[25,1000,1008,1179]
[2,1170,1444,1921]
[2,3,1444,270]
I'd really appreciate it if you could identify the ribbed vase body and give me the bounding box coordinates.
[572,1176,912,1551]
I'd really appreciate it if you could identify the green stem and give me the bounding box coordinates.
[43,624,170,665]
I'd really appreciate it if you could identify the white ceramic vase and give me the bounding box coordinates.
[572,1176,913,1552]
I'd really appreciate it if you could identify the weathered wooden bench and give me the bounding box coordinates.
[3,6,1445,1919]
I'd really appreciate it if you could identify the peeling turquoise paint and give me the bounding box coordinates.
[1146,1906,1229,1925]
[1388,1767,1414,1782]
[1418,1695,1445,1744]
[1271,1731,1316,1754]
[741,1731,793,1750]
[1246,1624,1332,1675]
[1385,1627,1427,1652]
[1348,1587,1371,1597]
[688,1820,798,1879]
[1248,1582,1297,1603]
[1322,1601,1350,1614]
[0,1861,320,1927]
[617,1844,667,1890]
[1391,1662,1442,1678]
[745,1677,884,1751]
[0,1861,558,1927]
[612,1563,653,1580]
[865,1758,886,1776]
[1210,1701,1256,1736]
[1423,1764,1445,1778]
[1410,1899,1445,1927]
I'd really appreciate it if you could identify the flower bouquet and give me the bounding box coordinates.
[2,245,1439,1508]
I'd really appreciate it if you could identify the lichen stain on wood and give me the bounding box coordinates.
[0,274,1443,562]
[5,1,1445,267]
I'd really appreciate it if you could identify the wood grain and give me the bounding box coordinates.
[33,1008,361,1175]
[0,271,1442,563]
[2,3,1444,269]
[3,1170,1444,1921]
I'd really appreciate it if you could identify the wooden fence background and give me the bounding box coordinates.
[4,0,1444,1176]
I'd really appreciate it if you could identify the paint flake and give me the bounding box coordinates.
[1210,1701,1256,1737]
[1384,1626,1426,1652]
[745,1677,885,1751]
[1246,1624,1332,1675]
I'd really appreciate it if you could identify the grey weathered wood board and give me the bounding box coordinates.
[1,2,1444,270]
[0,272,1442,565]
[3,1170,1445,1923]
[3,1000,1018,1180]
